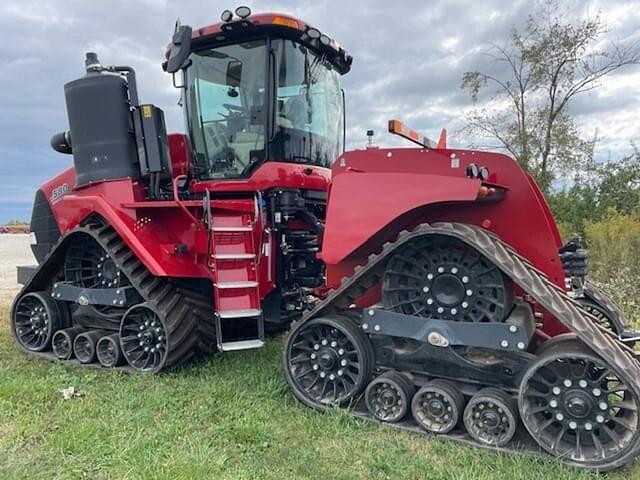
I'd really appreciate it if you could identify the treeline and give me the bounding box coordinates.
[547,150,640,322]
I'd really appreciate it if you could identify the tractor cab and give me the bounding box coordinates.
[166,8,351,180]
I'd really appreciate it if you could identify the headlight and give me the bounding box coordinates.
[235,6,251,18]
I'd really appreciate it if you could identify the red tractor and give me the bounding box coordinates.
[11,6,640,470]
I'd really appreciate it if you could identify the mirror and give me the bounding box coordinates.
[166,24,193,74]
[226,60,242,87]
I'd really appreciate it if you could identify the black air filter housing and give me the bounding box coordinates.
[64,73,139,187]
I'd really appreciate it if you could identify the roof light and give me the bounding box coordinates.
[306,28,321,39]
[272,16,299,29]
[319,34,331,46]
[221,9,233,22]
[235,6,251,18]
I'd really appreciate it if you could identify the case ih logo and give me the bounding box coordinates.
[50,183,70,203]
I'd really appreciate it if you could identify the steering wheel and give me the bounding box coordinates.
[222,103,249,113]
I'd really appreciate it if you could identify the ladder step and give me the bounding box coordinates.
[212,253,256,260]
[215,281,259,289]
[213,226,253,232]
[220,339,265,351]
[218,309,262,319]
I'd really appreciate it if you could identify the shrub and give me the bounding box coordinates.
[584,209,640,327]
[584,209,640,280]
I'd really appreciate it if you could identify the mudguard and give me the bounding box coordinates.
[321,171,481,264]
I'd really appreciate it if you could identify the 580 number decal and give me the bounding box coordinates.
[50,183,70,203]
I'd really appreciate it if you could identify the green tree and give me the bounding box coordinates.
[548,149,640,236]
[461,1,640,192]
[6,219,28,225]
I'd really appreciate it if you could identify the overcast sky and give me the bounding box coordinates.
[1,0,639,223]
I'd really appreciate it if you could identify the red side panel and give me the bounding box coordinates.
[321,172,481,264]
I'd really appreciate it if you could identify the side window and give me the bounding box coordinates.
[197,80,241,122]
[272,39,343,167]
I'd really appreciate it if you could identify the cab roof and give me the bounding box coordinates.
[171,12,352,75]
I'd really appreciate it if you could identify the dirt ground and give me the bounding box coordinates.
[0,234,34,303]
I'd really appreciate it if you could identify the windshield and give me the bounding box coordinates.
[271,40,343,169]
[185,39,267,179]
[184,38,343,179]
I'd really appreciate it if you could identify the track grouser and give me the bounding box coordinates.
[11,6,640,471]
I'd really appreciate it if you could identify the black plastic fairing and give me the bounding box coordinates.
[29,189,61,264]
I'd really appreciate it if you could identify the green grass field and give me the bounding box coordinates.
[1,303,639,480]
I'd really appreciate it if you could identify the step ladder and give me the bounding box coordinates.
[208,196,265,352]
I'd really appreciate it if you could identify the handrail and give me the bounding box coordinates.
[172,175,200,226]
[252,191,264,267]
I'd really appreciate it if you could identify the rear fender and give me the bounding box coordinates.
[48,178,170,276]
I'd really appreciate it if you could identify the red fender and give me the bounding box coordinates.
[43,169,205,277]
[321,171,481,264]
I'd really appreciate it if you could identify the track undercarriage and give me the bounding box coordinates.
[12,218,215,373]
[283,222,640,471]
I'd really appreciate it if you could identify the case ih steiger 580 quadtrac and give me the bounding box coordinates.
[11,6,640,470]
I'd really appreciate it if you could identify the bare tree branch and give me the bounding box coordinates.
[459,0,640,192]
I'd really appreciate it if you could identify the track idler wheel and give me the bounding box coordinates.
[578,297,625,336]
[283,315,374,409]
[412,379,465,434]
[52,327,85,360]
[365,371,414,423]
[463,388,517,447]
[120,304,170,373]
[73,330,108,364]
[519,341,640,469]
[11,291,62,352]
[97,334,125,367]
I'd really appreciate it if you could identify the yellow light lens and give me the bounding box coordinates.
[272,17,299,29]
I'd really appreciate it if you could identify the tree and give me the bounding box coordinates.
[461,1,640,192]
[6,219,28,225]
[547,148,640,236]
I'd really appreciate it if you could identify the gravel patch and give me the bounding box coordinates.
[0,234,35,302]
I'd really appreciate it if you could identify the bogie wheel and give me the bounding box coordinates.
[11,291,62,352]
[463,388,518,447]
[412,379,465,434]
[73,330,107,364]
[97,334,125,367]
[119,304,169,373]
[365,371,414,423]
[52,327,84,360]
[519,341,640,470]
[383,235,513,323]
[283,315,374,409]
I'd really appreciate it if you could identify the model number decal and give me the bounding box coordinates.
[50,183,70,203]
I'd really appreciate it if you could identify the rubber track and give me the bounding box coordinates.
[12,219,216,372]
[293,222,640,469]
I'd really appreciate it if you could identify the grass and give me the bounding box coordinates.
[1,302,639,480]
